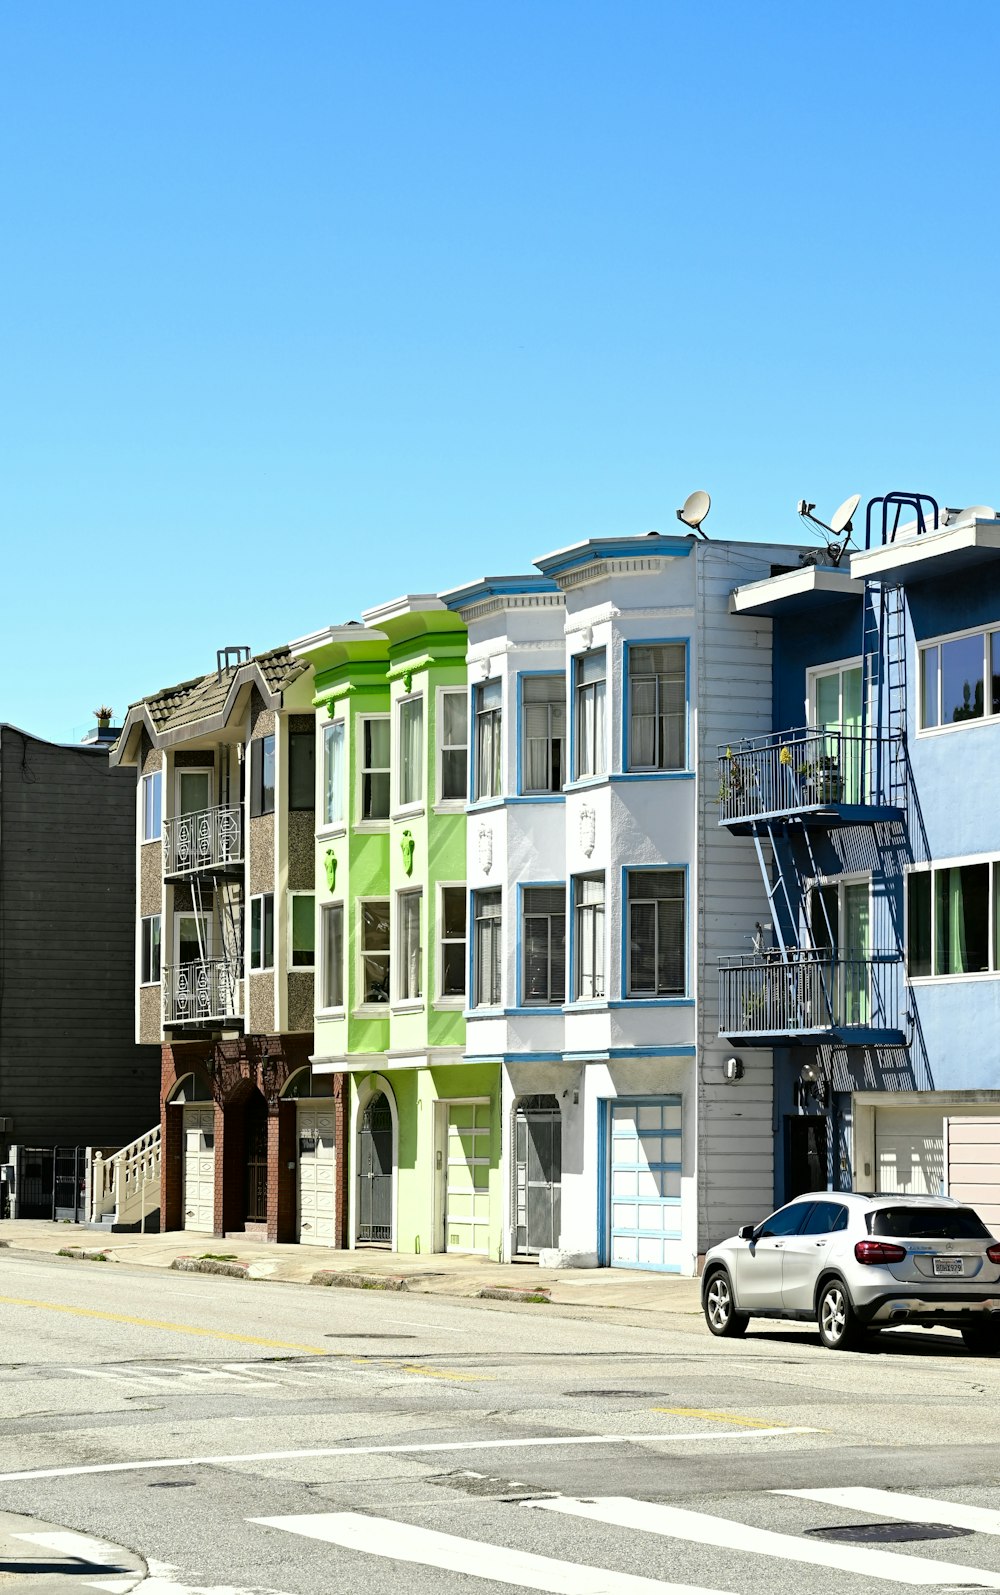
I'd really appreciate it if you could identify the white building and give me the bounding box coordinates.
[443,531,796,1274]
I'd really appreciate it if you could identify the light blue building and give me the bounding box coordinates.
[720,494,1000,1214]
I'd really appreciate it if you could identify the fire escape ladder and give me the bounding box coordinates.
[883,582,907,811]
[751,822,810,961]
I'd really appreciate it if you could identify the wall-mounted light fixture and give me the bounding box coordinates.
[722,1056,744,1084]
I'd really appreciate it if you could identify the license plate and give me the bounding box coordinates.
[933,1256,964,1276]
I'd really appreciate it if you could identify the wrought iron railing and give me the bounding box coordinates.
[164,958,242,1025]
[164,804,243,876]
[718,727,902,825]
[718,953,904,1038]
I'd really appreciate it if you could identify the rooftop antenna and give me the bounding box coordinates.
[796,492,860,567]
[676,489,711,538]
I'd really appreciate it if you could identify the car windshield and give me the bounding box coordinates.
[869,1206,992,1240]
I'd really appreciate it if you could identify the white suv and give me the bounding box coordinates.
[702,1191,1000,1352]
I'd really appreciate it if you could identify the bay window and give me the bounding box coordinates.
[574,650,606,779]
[522,886,565,1005]
[627,644,685,770]
[521,675,565,793]
[474,680,502,800]
[573,876,605,1000]
[627,869,685,997]
[473,889,502,1007]
[323,720,345,826]
[398,696,423,807]
[397,889,422,1000]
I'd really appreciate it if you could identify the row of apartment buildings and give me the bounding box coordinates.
[109,495,1000,1270]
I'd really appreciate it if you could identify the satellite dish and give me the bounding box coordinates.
[830,493,861,537]
[676,490,711,536]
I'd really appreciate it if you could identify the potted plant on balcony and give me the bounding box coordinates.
[93,705,114,730]
[797,753,842,806]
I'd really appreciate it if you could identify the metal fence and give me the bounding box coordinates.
[164,804,243,875]
[164,958,242,1025]
[718,953,904,1038]
[717,728,901,825]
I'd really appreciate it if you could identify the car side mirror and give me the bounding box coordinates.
[738,1224,756,1242]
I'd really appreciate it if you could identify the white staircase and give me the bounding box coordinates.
[89,1125,161,1230]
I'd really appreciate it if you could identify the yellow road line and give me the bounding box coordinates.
[0,1294,331,1356]
[650,1405,793,1430]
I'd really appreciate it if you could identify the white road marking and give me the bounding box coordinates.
[83,1580,137,1592]
[252,1510,735,1594]
[777,1485,1000,1535]
[15,1529,133,1563]
[528,1495,1000,1588]
[68,1367,181,1389]
[0,1426,818,1482]
[382,1317,463,1333]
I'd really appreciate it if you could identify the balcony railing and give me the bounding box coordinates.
[163,804,243,876]
[719,952,905,1041]
[718,727,902,827]
[164,958,242,1026]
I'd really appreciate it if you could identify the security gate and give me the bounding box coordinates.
[54,1147,86,1222]
[245,1100,268,1224]
[607,1097,683,1272]
[297,1103,336,1246]
[357,1091,392,1244]
[17,1147,54,1219]
[514,1096,561,1255]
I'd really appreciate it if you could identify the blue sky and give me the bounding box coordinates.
[3,2,998,740]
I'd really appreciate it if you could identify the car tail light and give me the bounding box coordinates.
[987,1244,1000,1264]
[855,1240,907,1265]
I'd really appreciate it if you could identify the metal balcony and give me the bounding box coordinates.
[718,952,906,1045]
[718,728,903,830]
[164,958,242,1028]
[163,804,243,878]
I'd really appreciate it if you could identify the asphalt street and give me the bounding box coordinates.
[2,1249,1000,1594]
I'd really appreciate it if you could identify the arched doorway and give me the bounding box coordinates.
[357,1090,393,1245]
[513,1095,561,1256]
[244,1088,269,1226]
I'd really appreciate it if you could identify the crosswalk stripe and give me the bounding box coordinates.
[776,1485,1000,1536]
[527,1495,1000,1587]
[252,1511,735,1595]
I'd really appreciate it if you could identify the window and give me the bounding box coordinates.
[290,894,315,969]
[574,650,606,779]
[522,886,565,1005]
[919,626,1000,729]
[439,886,467,999]
[360,718,390,820]
[908,862,992,977]
[177,768,211,816]
[627,869,685,997]
[628,645,685,770]
[473,889,502,1007]
[799,1201,849,1235]
[250,735,275,817]
[474,680,502,800]
[140,915,161,984]
[323,720,345,826]
[321,903,344,1008]
[250,893,274,971]
[757,1203,810,1239]
[142,771,162,841]
[176,913,209,965]
[289,731,315,811]
[398,889,422,1000]
[521,675,565,793]
[398,697,423,808]
[360,899,390,1003]
[439,690,468,802]
[574,875,605,999]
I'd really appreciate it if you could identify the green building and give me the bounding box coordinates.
[292,596,501,1257]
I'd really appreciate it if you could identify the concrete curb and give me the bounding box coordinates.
[57,1247,112,1262]
[171,1257,250,1279]
[311,1270,410,1292]
[477,1286,551,1303]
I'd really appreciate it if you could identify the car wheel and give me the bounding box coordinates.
[817,1280,862,1350]
[703,1270,749,1338]
[961,1321,1000,1356]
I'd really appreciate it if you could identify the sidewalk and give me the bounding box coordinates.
[0,1219,703,1316]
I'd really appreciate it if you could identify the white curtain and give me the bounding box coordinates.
[400,700,423,805]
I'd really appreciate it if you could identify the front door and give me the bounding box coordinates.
[182,1106,214,1230]
[514,1097,561,1256]
[357,1091,392,1245]
[785,1115,828,1201]
[17,1148,54,1219]
[245,1097,268,1224]
[814,663,863,800]
[176,770,213,869]
[297,1102,336,1246]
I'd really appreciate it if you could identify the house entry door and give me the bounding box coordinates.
[182,1106,214,1231]
[297,1102,336,1246]
[245,1097,268,1224]
[514,1096,561,1255]
[357,1092,392,1244]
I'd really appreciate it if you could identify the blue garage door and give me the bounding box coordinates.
[608,1097,682,1272]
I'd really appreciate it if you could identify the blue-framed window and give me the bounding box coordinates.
[573,650,607,780]
[626,869,685,996]
[473,681,502,800]
[521,674,565,794]
[573,874,605,1000]
[522,885,566,1005]
[626,643,686,771]
[473,888,503,1006]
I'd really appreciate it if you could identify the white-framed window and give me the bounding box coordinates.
[473,889,502,1007]
[574,650,606,779]
[360,898,390,1003]
[573,874,605,1000]
[474,680,502,800]
[176,767,212,817]
[626,869,685,997]
[140,914,161,985]
[521,674,565,793]
[289,892,315,969]
[397,695,424,808]
[439,885,466,1000]
[919,624,1000,730]
[175,912,211,966]
[321,902,344,1008]
[250,894,275,971]
[438,689,468,803]
[360,716,390,820]
[397,888,422,1000]
[142,771,162,841]
[627,644,685,771]
[323,719,345,827]
[522,886,565,1006]
[908,860,997,978]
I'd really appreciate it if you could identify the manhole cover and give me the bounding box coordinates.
[806,1522,972,1544]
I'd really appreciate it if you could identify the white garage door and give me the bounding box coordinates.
[182,1105,215,1231]
[445,1101,491,1255]
[298,1102,337,1247]
[608,1097,683,1272]
[875,1107,944,1196]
